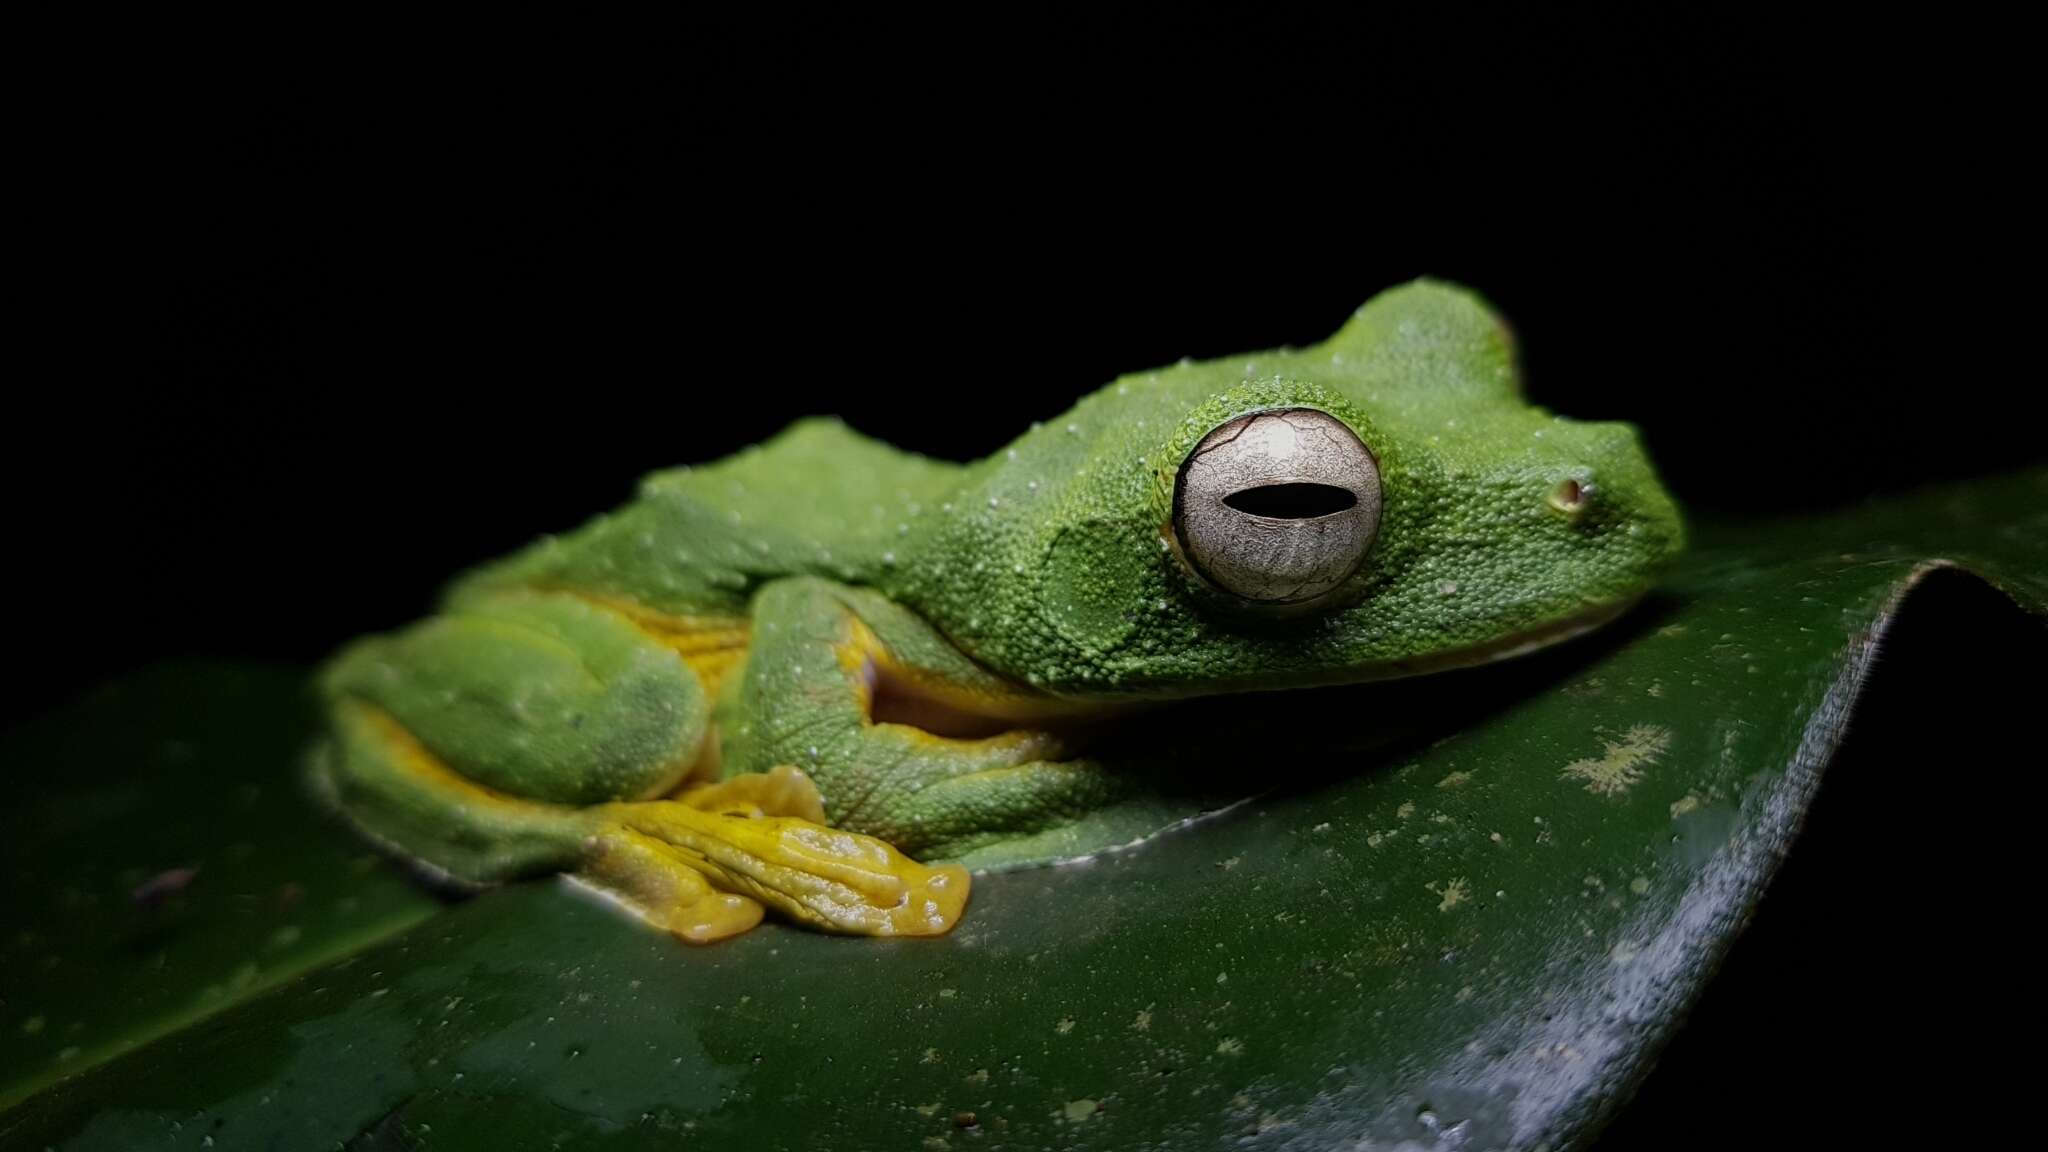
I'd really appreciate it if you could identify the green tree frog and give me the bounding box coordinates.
[312,281,1684,943]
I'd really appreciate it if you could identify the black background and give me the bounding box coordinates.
[17,14,2037,726]
[10,14,2043,1145]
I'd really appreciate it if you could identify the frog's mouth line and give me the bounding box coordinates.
[1356,593,1647,681]
[866,595,1648,743]
[1137,592,1651,703]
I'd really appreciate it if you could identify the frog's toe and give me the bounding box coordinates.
[670,891,766,944]
[755,821,970,937]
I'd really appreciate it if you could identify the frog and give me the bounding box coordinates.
[310,279,1684,944]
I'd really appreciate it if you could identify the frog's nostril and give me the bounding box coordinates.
[1222,482,1359,520]
[1548,477,1590,514]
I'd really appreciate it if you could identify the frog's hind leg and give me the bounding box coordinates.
[314,698,593,887]
[318,701,963,942]
[323,591,716,810]
[319,590,967,940]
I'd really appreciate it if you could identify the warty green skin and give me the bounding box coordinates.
[319,279,1685,874]
[459,279,1682,693]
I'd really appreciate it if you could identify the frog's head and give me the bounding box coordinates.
[914,280,1685,698]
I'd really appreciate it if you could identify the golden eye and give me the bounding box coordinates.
[1172,408,1382,606]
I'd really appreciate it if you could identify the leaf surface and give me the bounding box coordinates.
[3,470,2042,1150]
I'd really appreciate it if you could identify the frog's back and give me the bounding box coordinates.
[449,418,965,618]
[453,282,1524,625]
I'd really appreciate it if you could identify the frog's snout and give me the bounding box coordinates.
[1542,421,1685,557]
[1172,408,1385,606]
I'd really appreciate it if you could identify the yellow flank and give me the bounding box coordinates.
[683,648,748,698]
[570,593,752,699]
[592,766,970,940]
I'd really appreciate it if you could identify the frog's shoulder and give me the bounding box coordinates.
[446,419,964,618]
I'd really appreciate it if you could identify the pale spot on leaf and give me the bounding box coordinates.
[1431,877,1471,912]
[1560,724,1671,796]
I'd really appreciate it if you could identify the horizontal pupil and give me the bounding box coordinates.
[1222,483,1358,519]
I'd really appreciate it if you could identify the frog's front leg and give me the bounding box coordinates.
[720,577,1144,866]
[315,590,966,942]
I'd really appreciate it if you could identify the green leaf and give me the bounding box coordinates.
[3,469,2043,1150]
[0,666,440,1117]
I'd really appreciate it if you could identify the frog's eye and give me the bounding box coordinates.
[1172,408,1383,606]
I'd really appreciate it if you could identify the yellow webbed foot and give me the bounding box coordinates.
[581,767,969,941]
[578,826,765,943]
